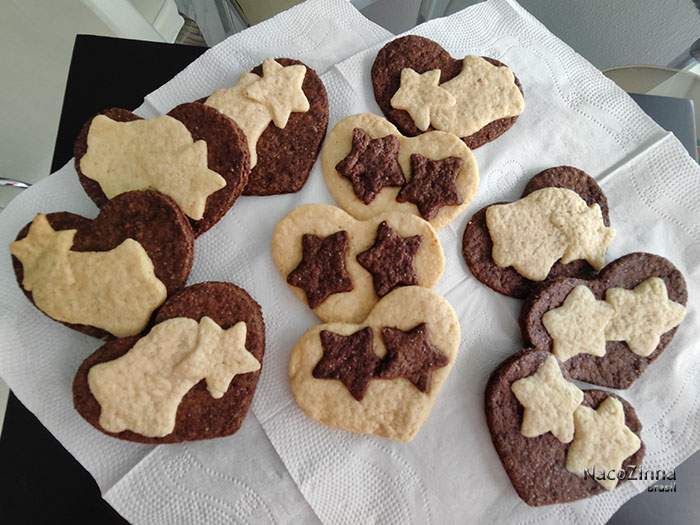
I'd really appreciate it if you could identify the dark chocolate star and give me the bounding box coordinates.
[356,221,422,297]
[287,231,353,308]
[313,327,381,401]
[396,154,464,220]
[335,128,406,204]
[377,323,448,393]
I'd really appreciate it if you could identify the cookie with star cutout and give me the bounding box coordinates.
[272,204,444,323]
[371,35,524,149]
[486,349,644,506]
[11,191,194,340]
[521,252,687,389]
[322,113,479,229]
[202,58,328,196]
[289,286,460,442]
[462,166,613,298]
[73,282,265,443]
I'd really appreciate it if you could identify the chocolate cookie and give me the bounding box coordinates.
[371,35,523,149]
[462,166,610,298]
[486,349,644,506]
[521,252,688,388]
[11,190,194,340]
[202,58,328,196]
[245,58,328,195]
[74,102,250,237]
[73,282,265,443]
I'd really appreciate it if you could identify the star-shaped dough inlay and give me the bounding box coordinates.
[313,327,381,401]
[287,231,354,308]
[175,318,260,399]
[356,221,422,297]
[396,154,463,220]
[11,214,76,288]
[390,68,456,131]
[335,128,406,204]
[511,355,583,443]
[542,285,615,362]
[245,58,309,128]
[377,323,448,393]
[604,277,686,357]
[566,396,641,490]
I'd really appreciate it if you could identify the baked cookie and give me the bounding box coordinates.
[289,286,460,442]
[203,58,328,196]
[73,282,264,443]
[372,35,524,149]
[463,166,613,298]
[74,102,250,237]
[486,349,644,506]
[272,204,444,323]
[10,191,194,340]
[521,252,687,389]
[322,113,479,229]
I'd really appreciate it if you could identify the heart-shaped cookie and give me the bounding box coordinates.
[289,286,460,442]
[203,58,328,196]
[463,166,612,298]
[74,102,251,237]
[73,281,264,443]
[322,113,479,229]
[11,190,194,340]
[486,349,645,506]
[272,204,444,323]
[521,252,688,389]
[372,35,524,149]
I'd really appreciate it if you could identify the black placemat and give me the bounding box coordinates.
[1,34,206,524]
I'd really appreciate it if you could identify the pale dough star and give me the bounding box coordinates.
[605,277,686,357]
[390,68,456,131]
[11,213,76,280]
[179,317,261,399]
[543,285,615,362]
[244,58,309,128]
[511,355,583,443]
[566,396,641,490]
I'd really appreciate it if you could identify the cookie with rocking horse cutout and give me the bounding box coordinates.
[74,102,250,237]
[463,166,613,298]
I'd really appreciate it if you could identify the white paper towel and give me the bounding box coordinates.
[1,0,699,523]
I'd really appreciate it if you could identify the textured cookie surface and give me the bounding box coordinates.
[272,204,444,323]
[462,166,609,298]
[203,58,328,196]
[323,113,479,229]
[73,282,265,443]
[74,102,250,237]
[521,253,687,388]
[372,35,523,148]
[289,286,459,442]
[486,349,644,506]
[12,191,194,340]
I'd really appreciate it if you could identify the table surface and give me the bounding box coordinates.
[1,33,698,524]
